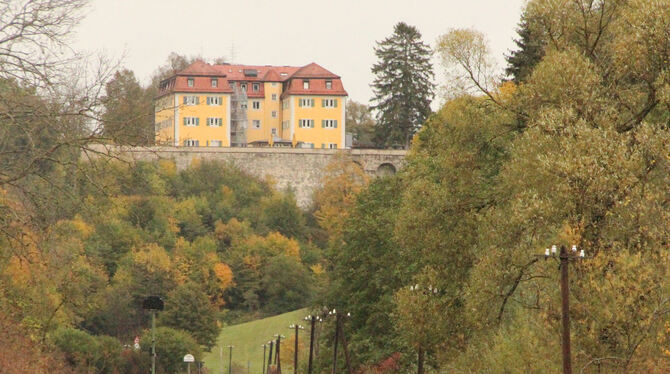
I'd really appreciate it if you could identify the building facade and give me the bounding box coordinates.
[154,61,348,149]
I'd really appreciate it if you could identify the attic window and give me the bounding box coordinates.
[303,80,310,89]
[252,83,260,92]
[326,80,332,89]
[244,69,258,77]
[187,78,194,87]
[211,78,218,87]
[280,72,288,77]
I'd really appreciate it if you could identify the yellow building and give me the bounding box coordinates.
[154,61,348,149]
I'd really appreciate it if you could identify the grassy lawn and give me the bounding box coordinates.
[204,309,307,374]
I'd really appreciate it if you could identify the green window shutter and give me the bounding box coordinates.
[321,120,325,128]
[183,96,187,104]
[334,120,338,128]
[196,118,200,126]
[183,118,187,126]
[334,99,338,108]
[311,99,314,107]
[322,99,325,107]
[196,96,200,105]
[298,100,302,107]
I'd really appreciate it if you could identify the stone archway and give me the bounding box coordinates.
[376,163,396,177]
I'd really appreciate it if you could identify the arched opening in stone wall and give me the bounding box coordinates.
[376,163,396,177]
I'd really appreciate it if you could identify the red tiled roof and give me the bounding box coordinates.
[281,76,347,98]
[262,68,282,82]
[214,64,301,82]
[179,60,224,76]
[156,61,347,98]
[291,62,340,79]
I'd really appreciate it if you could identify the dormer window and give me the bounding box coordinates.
[187,78,194,87]
[240,83,247,91]
[211,78,218,87]
[326,80,332,89]
[252,83,260,92]
[303,80,310,89]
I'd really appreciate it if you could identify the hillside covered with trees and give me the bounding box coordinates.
[321,1,669,373]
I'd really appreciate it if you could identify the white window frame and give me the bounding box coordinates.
[298,119,314,128]
[282,120,289,129]
[271,128,278,136]
[252,101,261,110]
[303,80,309,89]
[184,139,199,146]
[209,140,222,147]
[252,120,261,129]
[326,80,332,89]
[328,143,337,149]
[184,117,199,127]
[323,119,337,129]
[240,83,247,91]
[271,111,278,118]
[187,78,194,87]
[271,93,277,101]
[207,117,222,127]
[206,96,222,105]
[211,78,218,87]
[252,83,260,92]
[299,98,314,107]
[323,99,336,108]
[184,96,198,105]
[283,100,289,109]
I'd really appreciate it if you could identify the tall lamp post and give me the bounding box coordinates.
[288,324,305,374]
[538,244,586,374]
[142,296,164,374]
[303,314,322,374]
[267,340,274,374]
[274,334,285,373]
[326,308,352,374]
[408,283,442,374]
[228,345,234,374]
[262,344,267,374]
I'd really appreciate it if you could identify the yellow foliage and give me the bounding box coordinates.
[242,254,262,273]
[132,243,172,274]
[68,215,94,240]
[213,262,234,290]
[264,232,301,258]
[310,263,325,276]
[314,153,369,242]
[158,159,176,176]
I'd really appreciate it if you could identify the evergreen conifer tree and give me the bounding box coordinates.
[371,22,434,149]
[505,13,545,83]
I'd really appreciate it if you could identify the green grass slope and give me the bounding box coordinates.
[204,309,307,374]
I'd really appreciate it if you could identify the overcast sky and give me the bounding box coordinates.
[73,0,527,106]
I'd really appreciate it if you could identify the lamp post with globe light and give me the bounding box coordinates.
[537,244,586,374]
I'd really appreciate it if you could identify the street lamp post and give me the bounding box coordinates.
[538,244,586,374]
[303,314,322,374]
[228,346,234,374]
[288,324,305,374]
[408,283,442,374]
[142,296,164,374]
[274,334,285,374]
[262,344,267,374]
[327,308,352,374]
